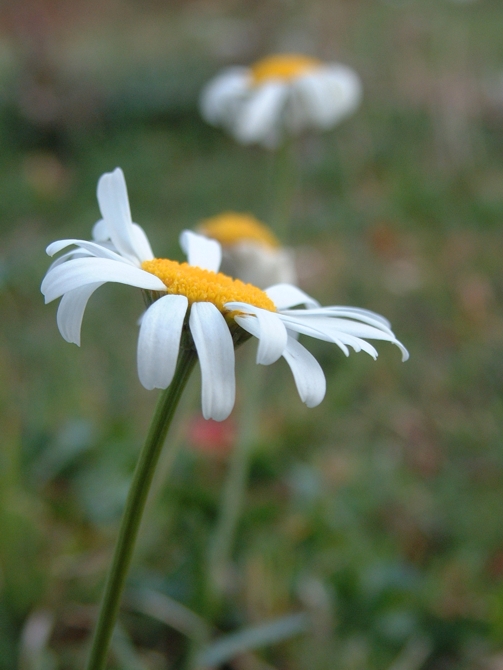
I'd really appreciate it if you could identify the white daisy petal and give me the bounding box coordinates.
[288,72,328,131]
[180,230,221,272]
[56,282,105,345]
[280,308,394,333]
[280,313,408,361]
[289,65,362,131]
[97,168,145,264]
[233,82,288,146]
[46,238,136,264]
[92,219,109,242]
[233,308,288,365]
[189,302,235,421]
[265,284,320,309]
[47,249,93,271]
[200,67,250,126]
[278,314,350,356]
[282,336,326,408]
[321,64,362,124]
[131,223,155,261]
[41,257,166,303]
[137,295,188,390]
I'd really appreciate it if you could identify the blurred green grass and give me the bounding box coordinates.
[1,1,503,668]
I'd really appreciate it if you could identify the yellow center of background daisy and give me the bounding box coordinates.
[199,212,280,250]
[251,54,321,85]
[142,259,276,313]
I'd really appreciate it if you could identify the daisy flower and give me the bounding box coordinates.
[198,211,296,288]
[41,168,407,422]
[200,53,362,147]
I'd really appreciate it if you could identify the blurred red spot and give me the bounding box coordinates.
[187,415,236,457]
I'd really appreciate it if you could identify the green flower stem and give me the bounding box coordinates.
[269,136,297,243]
[85,346,198,670]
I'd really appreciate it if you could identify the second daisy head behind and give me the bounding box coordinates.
[200,53,362,148]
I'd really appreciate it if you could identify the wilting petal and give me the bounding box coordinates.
[265,284,320,309]
[56,282,104,345]
[41,257,166,303]
[189,302,235,421]
[180,231,221,272]
[282,336,326,407]
[137,295,188,390]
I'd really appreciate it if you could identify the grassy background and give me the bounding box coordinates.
[1,0,503,668]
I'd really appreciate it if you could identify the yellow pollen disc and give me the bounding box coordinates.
[142,258,276,313]
[199,212,280,250]
[251,54,321,85]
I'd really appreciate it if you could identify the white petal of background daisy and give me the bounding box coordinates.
[42,168,407,422]
[197,211,296,288]
[200,54,362,147]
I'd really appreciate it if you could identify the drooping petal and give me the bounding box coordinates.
[189,302,235,421]
[279,307,393,332]
[309,316,408,360]
[46,238,137,264]
[279,313,408,361]
[41,257,166,303]
[232,306,288,365]
[137,295,188,390]
[199,67,250,126]
[282,336,326,408]
[233,82,289,146]
[56,282,104,345]
[278,313,350,356]
[97,168,149,264]
[180,231,221,272]
[265,284,320,309]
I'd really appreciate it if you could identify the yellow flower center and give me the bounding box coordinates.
[198,212,280,250]
[251,54,321,85]
[142,258,276,313]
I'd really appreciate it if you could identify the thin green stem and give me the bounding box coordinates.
[85,346,198,670]
[269,137,297,243]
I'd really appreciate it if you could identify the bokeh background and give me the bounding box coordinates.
[1,0,503,668]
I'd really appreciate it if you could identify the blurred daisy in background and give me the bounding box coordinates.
[198,211,296,288]
[42,168,407,422]
[200,53,362,147]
